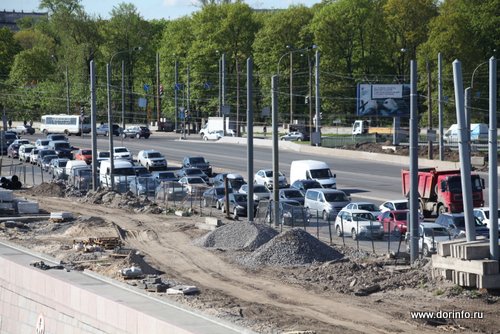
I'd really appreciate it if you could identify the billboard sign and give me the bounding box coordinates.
[356,84,410,117]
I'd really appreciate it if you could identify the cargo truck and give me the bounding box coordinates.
[199,117,235,138]
[401,168,484,218]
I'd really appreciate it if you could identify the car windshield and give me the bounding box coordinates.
[483,210,500,219]
[394,212,408,220]
[283,190,303,198]
[353,212,375,221]
[188,177,205,184]
[51,135,66,141]
[185,168,202,175]
[215,188,231,196]
[114,168,135,176]
[230,179,245,189]
[394,202,408,210]
[157,172,175,179]
[41,150,56,156]
[303,181,321,189]
[264,170,284,177]
[452,216,465,228]
[79,170,92,177]
[43,155,58,162]
[23,147,34,153]
[254,185,268,193]
[39,140,49,145]
[115,148,128,153]
[99,152,110,158]
[358,204,377,211]
[324,192,348,202]
[58,161,68,167]
[189,157,206,164]
[80,150,91,155]
[233,194,246,202]
[54,142,70,149]
[448,176,483,192]
[147,152,162,158]
[309,168,332,179]
[18,140,29,145]
[424,227,449,237]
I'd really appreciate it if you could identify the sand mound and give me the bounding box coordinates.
[195,222,278,251]
[26,182,66,197]
[245,228,343,267]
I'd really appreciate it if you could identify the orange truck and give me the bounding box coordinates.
[401,168,484,217]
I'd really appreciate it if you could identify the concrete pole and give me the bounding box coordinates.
[308,54,313,144]
[314,51,321,146]
[464,87,472,141]
[106,64,114,190]
[409,60,419,263]
[222,53,226,136]
[218,57,222,117]
[438,53,444,161]
[289,51,293,127]
[427,61,433,159]
[121,60,125,130]
[187,65,190,136]
[272,75,280,226]
[452,60,476,242]
[174,60,178,132]
[90,60,98,191]
[488,56,498,260]
[65,65,70,114]
[247,57,254,223]
[236,58,240,137]
[156,52,160,131]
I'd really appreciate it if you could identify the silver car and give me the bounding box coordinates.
[304,188,351,221]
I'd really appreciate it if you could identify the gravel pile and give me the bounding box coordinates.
[26,181,66,197]
[243,228,343,267]
[195,222,278,251]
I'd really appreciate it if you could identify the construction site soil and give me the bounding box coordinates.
[2,178,499,333]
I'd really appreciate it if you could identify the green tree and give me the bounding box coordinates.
[0,28,21,80]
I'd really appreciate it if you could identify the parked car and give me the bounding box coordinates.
[97,151,111,163]
[151,171,179,183]
[7,143,21,158]
[1,132,18,154]
[202,187,233,208]
[37,150,57,166]
[129,176,160,196]
[121,126,151,139]
[13,125,35,135]
[221,193,257,219]
[290,179,322,193]
[280,131,309,141]
[254,169,288,189]
[335,209,384,240]
[203,130,223,141]
[343,202,381,218]
[137,150,167,171]
[133,165,152,177]
[18,144,35,162]
[379,199,408,213]
[473,207,500,231]
[177,167,209,183]
[35,139,50,150]
[96,123,121,136]
[278,188,305,205]
[178,176,208,195]
[68,166,92,190]
[155,181,188,201]
[238,184,271,201]
[266,199,310,226]
[29,148,40,165]
[46,134,68,142]
[182,156,212,176]
[47,140,74,159]
[49,158,69,180]
[377,210,410,235]
[304,188,351,220]
[435,213,490,239]
[74,149,92,164]
[113,147,132,160]
[212,173,246,189]
[41,154,59,171]
[405,223,452,257]
[12,139,30,147]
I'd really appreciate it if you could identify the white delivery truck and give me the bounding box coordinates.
[99,159,136,192]
[199,117,236,138]
[290,160,336,189]
[443,123,488,143]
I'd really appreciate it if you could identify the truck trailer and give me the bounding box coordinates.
[401,168,484,217]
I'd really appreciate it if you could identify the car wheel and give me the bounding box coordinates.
[393,226,401,237]
[136,133,141,139]
[43,129,48,135]
[423,244,430,257]
[297,138,302,142]
[351,228,358,240]
[64,129,69,135]
[322,210,329,221]
[336,225,343,237]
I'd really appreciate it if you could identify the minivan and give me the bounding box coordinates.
[304,188,351,220]
[290,160,336,189]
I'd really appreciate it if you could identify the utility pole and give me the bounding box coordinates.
[438,53,444,161]
[90,60,98,190]
[65,65,70,114]
[308,54,313,144]
[246,57,254,223]
[187,65,190,136]
[121,60,125,130]
[289,51,293,127]
[272,74,279,227]
[409,60,419,263]
[236,58,240,137]
[218,57,222,117]
[488,56,498,260]
[156,52,161,131]
[222,53,226,136]
[314,51,321,146]
[106,64,114,190]
[174,60,178,132]
[427,61,433,159]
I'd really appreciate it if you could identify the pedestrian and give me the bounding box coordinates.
[29,120,33,127]
[8,119,12,129]
[23,120,27,126]
[263,125,267,137]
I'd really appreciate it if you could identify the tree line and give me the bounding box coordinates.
[0,0,498,129]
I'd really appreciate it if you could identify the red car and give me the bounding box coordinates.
[74,149,92,164]
[377,210,409,235]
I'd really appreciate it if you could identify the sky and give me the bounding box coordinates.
[4,0,322,20]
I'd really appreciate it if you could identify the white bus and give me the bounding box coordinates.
[40,114,84,135]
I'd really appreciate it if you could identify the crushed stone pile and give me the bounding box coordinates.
[195,222,278,251]
[80,188,162,213]
[26,181,66,197]
[243,228,344,267]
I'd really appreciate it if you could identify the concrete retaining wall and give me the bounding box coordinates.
[0,242,248,334]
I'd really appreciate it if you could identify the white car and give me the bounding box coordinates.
[238,184,271,201]
[254,169,288,189]
[334,209,384,240]
[29,148,40,165]
[178,176,208,194]
[113,146,132,160]
[405,222,451,257]
[35,139,50,150]
[203,130,223,141]
[137,150,167,171]
[473,207,500,230]
[343,201,381,218]
[18,144,35,162]
[380,199,424,221]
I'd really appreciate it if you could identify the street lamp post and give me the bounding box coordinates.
[465,60,489,132]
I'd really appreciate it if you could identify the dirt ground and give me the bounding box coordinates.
[2,183,500,334]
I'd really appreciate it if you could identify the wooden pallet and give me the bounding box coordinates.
[89,237,122,250]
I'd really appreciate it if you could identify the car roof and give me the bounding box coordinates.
[420,222,445,228]
[340,209,373,214]
[387,199,408,204]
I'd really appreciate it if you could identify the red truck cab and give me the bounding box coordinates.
[402,168,484,217]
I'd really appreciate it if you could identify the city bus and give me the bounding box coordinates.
[40,114,88,135]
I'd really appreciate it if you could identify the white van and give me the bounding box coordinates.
[304,189,350,220]
[65,160,87,176]
[290,160,336,188]
[99,159,135,191]
[443,123,488,143]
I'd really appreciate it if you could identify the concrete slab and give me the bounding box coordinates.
[431,254,499,275]
[438,239,467,257]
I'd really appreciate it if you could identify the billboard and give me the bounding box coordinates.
[356,84,410,117]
